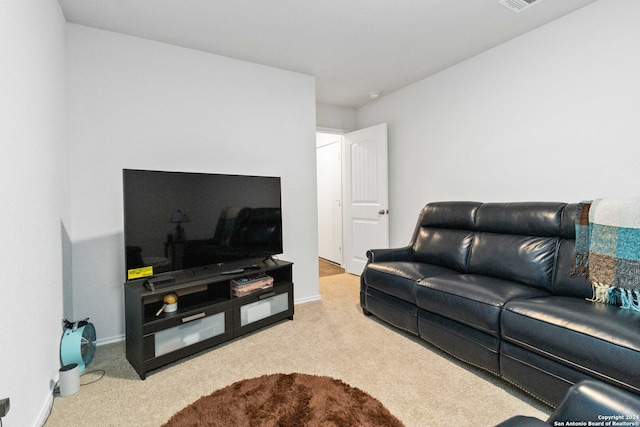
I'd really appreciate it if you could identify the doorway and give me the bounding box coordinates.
[342,123,389,275]
[316,124,389,276]
[316,132,344,266]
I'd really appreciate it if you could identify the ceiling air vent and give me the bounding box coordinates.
[498,0,543,13]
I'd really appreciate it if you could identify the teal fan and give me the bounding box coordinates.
[60,318,96,372]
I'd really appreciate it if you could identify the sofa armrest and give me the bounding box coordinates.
[495,380,640,427]
[548,380,640,425]
[366,246,413,263]
[494,416,549,427]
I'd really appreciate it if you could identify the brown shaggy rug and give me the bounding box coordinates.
[161,373,405,427]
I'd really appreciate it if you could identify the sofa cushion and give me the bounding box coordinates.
[502,296,640,393]
[467,233,558,291]
[413,229,474,271]
[419,201,481,229]
[416,274,549,337]
[475,202,565,237]
[363,261,459,303]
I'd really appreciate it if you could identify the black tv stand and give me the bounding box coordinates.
[143,276,176,292]
[221,268,244,275]
[124,259,294,379]
[263,255,278,264]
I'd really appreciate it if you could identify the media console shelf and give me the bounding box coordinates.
[124,259,293,379]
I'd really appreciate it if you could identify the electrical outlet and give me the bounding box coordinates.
[0,397,9,417]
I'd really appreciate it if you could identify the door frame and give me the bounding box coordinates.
[316,131,344,266]
[315,124,389,275]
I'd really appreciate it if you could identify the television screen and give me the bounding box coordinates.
[123,169,282,281]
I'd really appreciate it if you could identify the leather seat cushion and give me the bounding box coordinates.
[416,274,549,337]
[502,296,640,390]
[363,262,458,303]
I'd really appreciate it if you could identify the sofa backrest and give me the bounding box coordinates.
[411,201,591,295]
[468,202,564,291]
[412,202,480,271]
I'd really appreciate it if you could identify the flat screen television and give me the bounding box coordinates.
[123,169,283,281]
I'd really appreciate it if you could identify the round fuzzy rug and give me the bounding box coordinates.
[161,373,405,427]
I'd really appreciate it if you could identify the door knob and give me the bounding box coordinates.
[378,209,388,215]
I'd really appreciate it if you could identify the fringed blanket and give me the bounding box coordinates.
[571,199,640,311]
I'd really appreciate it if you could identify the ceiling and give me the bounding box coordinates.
[58,0,600,109]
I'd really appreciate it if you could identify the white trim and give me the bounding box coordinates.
[316,126,347,135]
[36,394,54,427]
[97,335,125,346]
[294,295,322,305]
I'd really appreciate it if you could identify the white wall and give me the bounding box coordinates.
[66,24,319,343]
[357,0,640,247]
[316,103,357,131]
[0,2,67,426]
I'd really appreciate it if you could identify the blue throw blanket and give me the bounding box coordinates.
[572,199,640,311]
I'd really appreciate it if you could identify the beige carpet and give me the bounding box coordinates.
[319,258,345,277]
[45,272,551,427]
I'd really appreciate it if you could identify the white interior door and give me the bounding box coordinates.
[316,134,343,264]
[343,123,389,275]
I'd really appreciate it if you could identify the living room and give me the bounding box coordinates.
[2,0,639,426]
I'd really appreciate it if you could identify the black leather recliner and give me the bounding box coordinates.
[495,380,640,426]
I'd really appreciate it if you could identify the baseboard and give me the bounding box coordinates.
[35,393,53,427]
[295,294,321,305]
[97,334,125,346]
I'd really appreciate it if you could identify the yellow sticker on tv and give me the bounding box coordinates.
[128,266,153,280]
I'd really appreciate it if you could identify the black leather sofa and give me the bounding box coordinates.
[496,379,640,426]
[360,202,640,407]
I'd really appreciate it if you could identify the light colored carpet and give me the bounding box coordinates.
[45,273,551,426]
[319,258,345,277]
